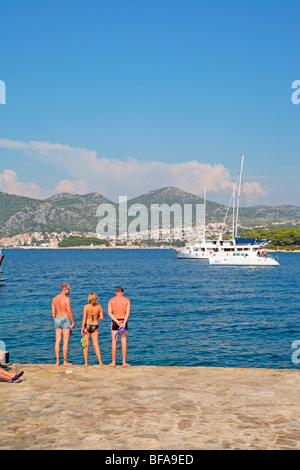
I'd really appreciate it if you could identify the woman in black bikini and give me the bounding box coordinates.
[81,293,104,367]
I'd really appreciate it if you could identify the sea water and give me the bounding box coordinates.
[0,249,299,368]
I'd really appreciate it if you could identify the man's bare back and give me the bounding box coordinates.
[108,295,130,319]
[52,293,72,318]
[107,288,131,368]
[52,283,75,366]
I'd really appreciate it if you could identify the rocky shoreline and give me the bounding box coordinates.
[1,364,300,450]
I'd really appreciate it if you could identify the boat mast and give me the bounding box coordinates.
[232,185,235,240]
[235,154,244,238]
[203,185,206,240]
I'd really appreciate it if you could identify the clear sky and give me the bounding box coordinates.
[0,0,299,205]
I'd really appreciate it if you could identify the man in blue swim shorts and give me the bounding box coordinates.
[52,283,75,366]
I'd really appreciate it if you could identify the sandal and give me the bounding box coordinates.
[11,371,24,382]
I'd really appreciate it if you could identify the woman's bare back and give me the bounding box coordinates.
[85,304,103,324]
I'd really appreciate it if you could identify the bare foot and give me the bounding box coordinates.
[122,363,130,368]
[98,363,105,367]
[63,362,72,367]
[108,363,116,367]
[55,362,60,366]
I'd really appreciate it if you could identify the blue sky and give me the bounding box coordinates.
[0,0,299,205]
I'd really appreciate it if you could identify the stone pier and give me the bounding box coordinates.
[1,364,299,450]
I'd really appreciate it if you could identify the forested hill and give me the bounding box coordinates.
[0,187,299,237]
[0,191,114,236]
[240,227,300,250]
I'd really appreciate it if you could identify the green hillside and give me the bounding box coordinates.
[58,236,110,247]
[240,227,300,250]
[0,188,299,237]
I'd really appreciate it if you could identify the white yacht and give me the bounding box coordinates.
[173,241,222,260]
[173,236,270,260]
[172,186,222,260]
[173,154,278,265]
[208,155,279,267]
[209,248,279,266]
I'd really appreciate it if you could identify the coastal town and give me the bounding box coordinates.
[0,221,243,248]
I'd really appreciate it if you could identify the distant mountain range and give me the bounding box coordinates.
[0,187,299,237]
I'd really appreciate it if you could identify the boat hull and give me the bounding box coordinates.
[209,255,279,266]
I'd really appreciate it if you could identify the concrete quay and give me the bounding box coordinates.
[0,364,299,450]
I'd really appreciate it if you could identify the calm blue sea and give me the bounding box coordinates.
[0,249,299,368]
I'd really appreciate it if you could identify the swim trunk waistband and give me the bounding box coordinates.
[55,317,72,329]
[111,319,128,331]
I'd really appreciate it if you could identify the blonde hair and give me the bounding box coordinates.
[88,292,98,306]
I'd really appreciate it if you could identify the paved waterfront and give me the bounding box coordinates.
[1,364,300,450]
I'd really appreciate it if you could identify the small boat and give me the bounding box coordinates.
[0,250,7,284]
